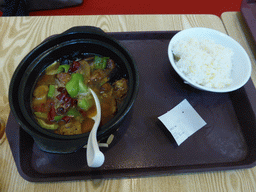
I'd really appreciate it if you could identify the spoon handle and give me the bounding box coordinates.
[86,88,105,168]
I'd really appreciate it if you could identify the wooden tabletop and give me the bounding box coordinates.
[1,14,256,191]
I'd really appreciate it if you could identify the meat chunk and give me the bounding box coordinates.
[89,69,105,83]
[106,59,115,71]
[55,119,82,135]
[36,75,56,86]
[56,73,71,85]
[113,78,128,101]
[100,83,113,98]
[101,97,117,125]
[75,59,90,79]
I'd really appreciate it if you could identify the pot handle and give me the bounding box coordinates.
[62,26,106,36]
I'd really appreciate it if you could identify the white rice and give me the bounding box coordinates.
[172,37,234,89]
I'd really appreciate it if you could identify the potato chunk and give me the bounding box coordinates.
[32,85,49,105]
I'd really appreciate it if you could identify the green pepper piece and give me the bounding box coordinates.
[78,99,92,111]
[47,85,55,98]
[37,118,59,130]
[65,73,89,98]
[57,64,70,73]
[78,95,93,111]
[78,78,88,93]
[65,74,79,97]
[54,115,64,121]
[34,112,48,119]
[92,56,109,70]
[67,108,81,117]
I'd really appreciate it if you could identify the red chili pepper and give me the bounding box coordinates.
[69,61,80,73]
[57,87,66,93]
[56,87,77,110]
[64,96,71,103]
[64,102,71,110]
[71,98,77,107]
[62,116,71,123]
[56,88,69,101]
[48,102,56,122]
[56,93,64,101]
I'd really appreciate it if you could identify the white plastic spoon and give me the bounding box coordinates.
[86,88,105,168]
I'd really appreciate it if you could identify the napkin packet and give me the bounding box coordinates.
[158,99,207,146]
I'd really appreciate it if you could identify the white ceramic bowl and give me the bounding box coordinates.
[168,27,252,93]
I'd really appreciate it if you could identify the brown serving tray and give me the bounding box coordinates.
[6,31,256,182]
[241,0,256,45]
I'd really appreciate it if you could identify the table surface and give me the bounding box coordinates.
[1,13,256,192]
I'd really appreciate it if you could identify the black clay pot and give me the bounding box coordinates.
[9,26,139,153]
